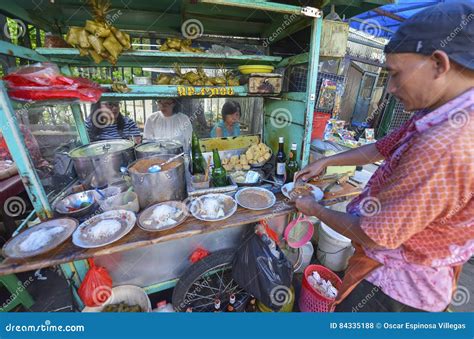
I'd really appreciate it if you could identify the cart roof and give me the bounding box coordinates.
[0,0,393,39]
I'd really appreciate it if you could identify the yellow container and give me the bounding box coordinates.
[238,65,275,74]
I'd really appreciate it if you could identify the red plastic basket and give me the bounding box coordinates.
[299,265,342,312]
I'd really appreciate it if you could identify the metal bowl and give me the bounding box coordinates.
[54,190,98,219]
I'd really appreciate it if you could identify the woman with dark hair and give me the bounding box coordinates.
[210,100,241,138]
[143,99,193,152]
[85,101,142,143]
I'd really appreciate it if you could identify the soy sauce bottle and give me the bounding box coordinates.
[275,137,286,183]
[286,143,300,183]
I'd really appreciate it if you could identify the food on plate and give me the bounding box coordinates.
[289,184,315,199]
[142,204,183,229]
[222,143,271,171]
[102,302,143,312]
[19,226,64,252]
[193,197,225,219]
[238,190,272,209]
[229,170,247,184]
[86,219,122,239]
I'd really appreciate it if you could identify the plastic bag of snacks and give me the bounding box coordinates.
[78,259,113,307]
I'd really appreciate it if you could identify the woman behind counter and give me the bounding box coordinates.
[210,101,241,138]
[86,101,142,144]
[143,99,193,152]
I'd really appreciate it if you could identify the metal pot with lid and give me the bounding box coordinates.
[135,139,183,159]
[69,139,135,188]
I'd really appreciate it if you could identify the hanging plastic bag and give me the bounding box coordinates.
[3,63,103,102]
[232,232,293,311]
[78,258,113,307]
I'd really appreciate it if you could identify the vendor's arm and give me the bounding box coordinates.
[296,143,384,181]
[295,197,382,249]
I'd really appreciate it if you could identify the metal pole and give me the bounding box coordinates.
[0,81,52,219]
[302,16,322,166]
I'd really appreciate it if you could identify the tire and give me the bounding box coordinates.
[172,248,245,312]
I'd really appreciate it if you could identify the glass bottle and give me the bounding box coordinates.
[211,149,228,187]
[286,143,300,183]
[275,137,286,183]
[191,132,206,175]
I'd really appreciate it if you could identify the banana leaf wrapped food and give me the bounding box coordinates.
[103,34,123,60]
[85,20,110,38]
[65,26,82,46]
[78,29,91,48]
[111,27,131,49]
[88,35,105,55]
[88,50,104,64]
[155,74,172,85]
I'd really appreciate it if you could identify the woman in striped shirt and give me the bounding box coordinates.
[85,101,142,143]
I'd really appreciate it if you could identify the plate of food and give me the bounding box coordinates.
[72,210,136,249]
[235,187,276,211]
[221,143,272,171]
[189,194,237,222]
[138,201,188,232]
[2,218,78,259]
[281,182,324,201]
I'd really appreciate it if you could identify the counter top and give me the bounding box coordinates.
[0,194,295,276]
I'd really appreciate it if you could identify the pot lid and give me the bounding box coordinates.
[69,140,134,158]
[136,140,183,153]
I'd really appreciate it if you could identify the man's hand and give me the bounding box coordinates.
[295,196,320,216]
[294,158,328,182]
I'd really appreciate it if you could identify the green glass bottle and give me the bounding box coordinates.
[192,132,206,175]
[286,143,300,183]
[211,149,228,187]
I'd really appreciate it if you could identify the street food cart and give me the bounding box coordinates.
[0,0,382,311]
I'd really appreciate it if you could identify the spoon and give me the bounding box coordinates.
[148,153,184,173]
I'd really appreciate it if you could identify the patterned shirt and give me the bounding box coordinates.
[85,115,141,141]
[347,88,474,311]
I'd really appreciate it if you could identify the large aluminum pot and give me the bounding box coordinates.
[135,140,183,159]
[69,140,135,188]
[127,154,187,209]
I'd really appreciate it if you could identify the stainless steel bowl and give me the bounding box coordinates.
[54,190,98,219]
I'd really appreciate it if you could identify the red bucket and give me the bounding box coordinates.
[299,264,342,312]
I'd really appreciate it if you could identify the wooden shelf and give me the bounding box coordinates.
[0,195,295,276]
[35,48,282,68]
[100,84,280,99]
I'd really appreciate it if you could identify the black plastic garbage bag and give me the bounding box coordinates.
[232,232,293,311]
